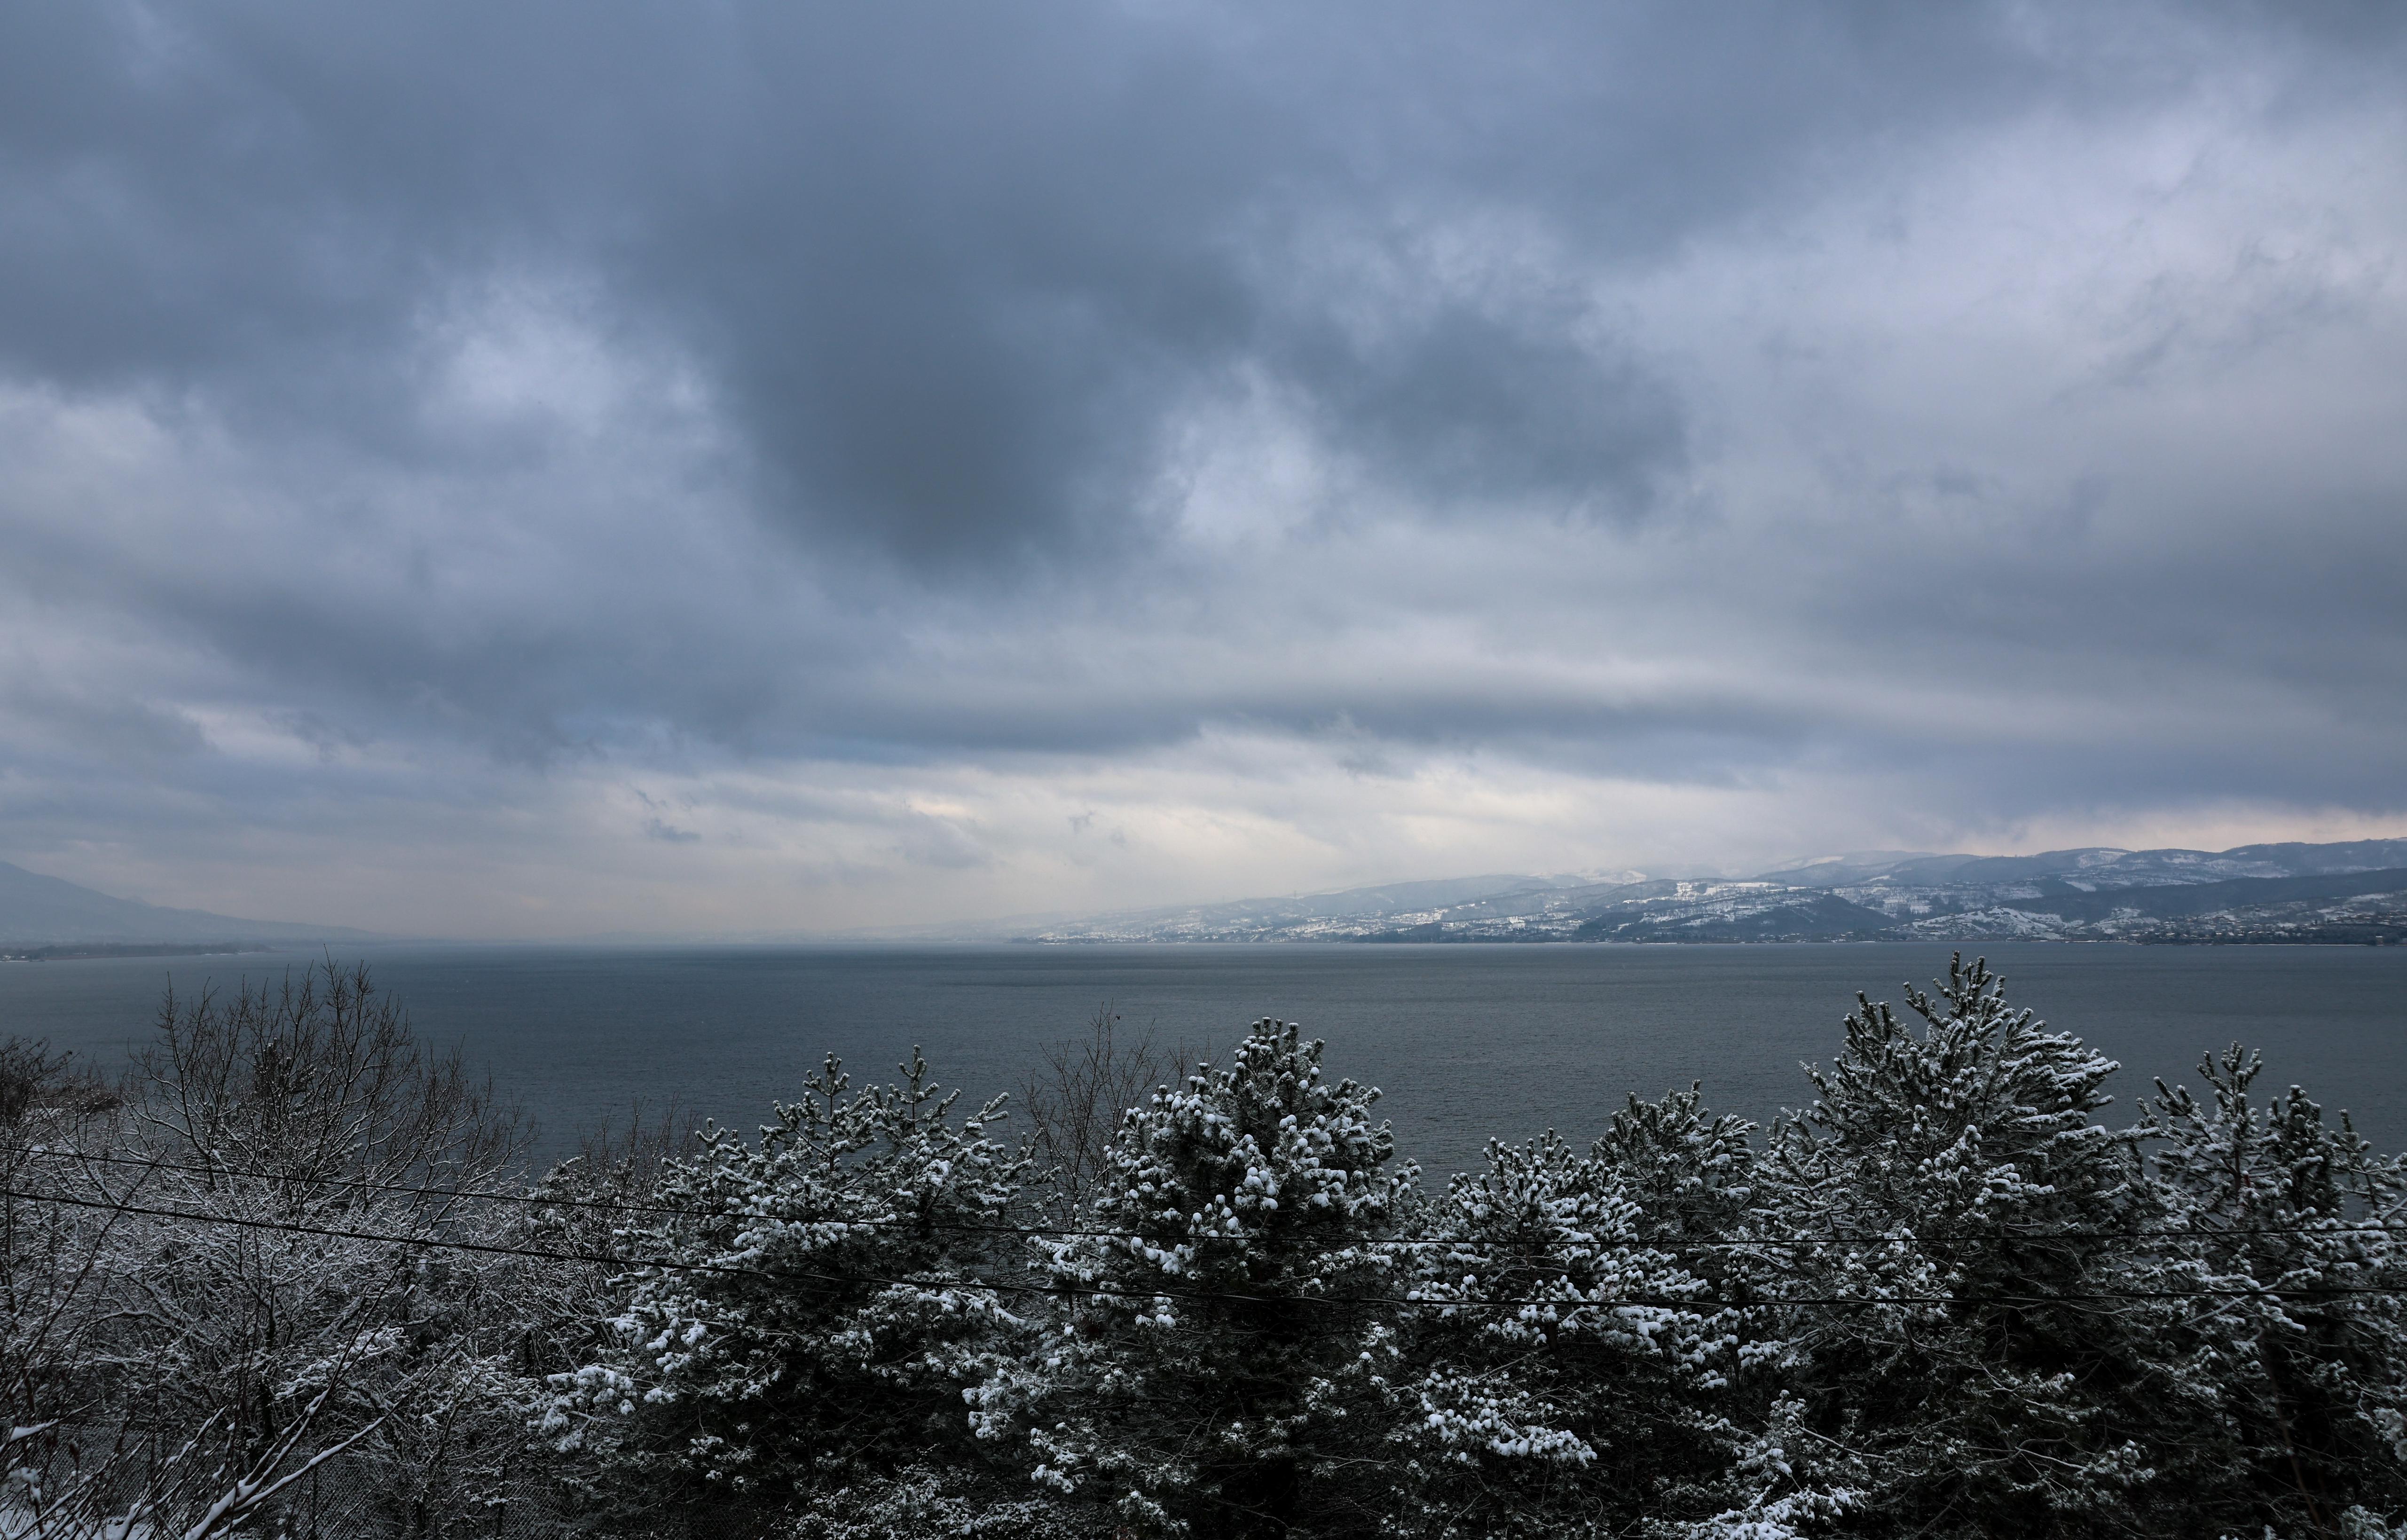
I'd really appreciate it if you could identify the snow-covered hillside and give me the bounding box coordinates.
[1015,840,2407,944]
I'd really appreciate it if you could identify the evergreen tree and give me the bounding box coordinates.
[545,1052,1027,1523]
[978,1020,1411,1538]
[1747,956,2160,1536]
[1593,1083,1759,1248]
[1382,1091,1753,1538]
[2132,1046,2407,1533]
[512,976,2407,1538]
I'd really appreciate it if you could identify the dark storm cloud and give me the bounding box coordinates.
[2,0,2405,932]
[3,0,2295,564]
[1279,306,1687,518]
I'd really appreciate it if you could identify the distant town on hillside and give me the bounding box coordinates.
[1006,839,2407,946]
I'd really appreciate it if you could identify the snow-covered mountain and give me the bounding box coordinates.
[1014,840,2407,945]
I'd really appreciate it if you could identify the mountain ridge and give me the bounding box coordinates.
[0,861,382,946]
[1010,839,2407,945]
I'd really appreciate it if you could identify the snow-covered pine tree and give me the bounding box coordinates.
[1592,1083,1758,1248]
[1381,1092,1750,1539]
[546,1050,1028,1522]
[2130,1045,2407,1532]
[1747,955,2160,1538]
[977,1020,1410,1539]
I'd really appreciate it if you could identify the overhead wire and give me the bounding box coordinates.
[8,1142,2405,1254]
[5,1184,2405,1315]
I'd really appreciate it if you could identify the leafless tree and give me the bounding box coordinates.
[1017,1004,1196,1219]
[0,1039,132,1442]
[0,1037,376,1538]
[130,959,525,1210]
[0,963,564,1536]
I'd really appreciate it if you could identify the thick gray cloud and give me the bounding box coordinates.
[0,0,2402,934]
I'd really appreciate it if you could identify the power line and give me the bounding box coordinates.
[11,1143,2407,1254]
[6,1185,2405,1314]
[8,1144,710,1221]
[0,1185,1699,1311]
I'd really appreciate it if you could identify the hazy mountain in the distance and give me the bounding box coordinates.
[0,861,381,947]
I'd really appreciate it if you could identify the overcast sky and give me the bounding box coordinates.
[2,1,2402,937]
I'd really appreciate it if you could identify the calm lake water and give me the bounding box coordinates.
[3,943,2403,1179]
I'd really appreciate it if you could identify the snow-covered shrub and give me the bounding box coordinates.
[981,1019,1413,1539]
[547,1050,1027,1524]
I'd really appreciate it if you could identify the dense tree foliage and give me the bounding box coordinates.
[1745,958,2163,1532]
[7,956,2407,1538]
[544,1051,1028,1522]
[2132,1047,2407,1529]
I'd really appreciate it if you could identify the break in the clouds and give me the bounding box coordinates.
[1,1,2403,936]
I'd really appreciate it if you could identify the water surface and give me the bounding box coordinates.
[3,943,2401,1179]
